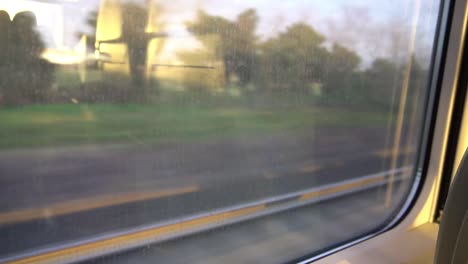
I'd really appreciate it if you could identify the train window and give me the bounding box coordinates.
[0,0,442,263]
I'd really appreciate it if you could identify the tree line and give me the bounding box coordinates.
[0,6,428,108]
[182,9,428,108]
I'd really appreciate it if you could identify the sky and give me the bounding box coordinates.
[0,0,441,67]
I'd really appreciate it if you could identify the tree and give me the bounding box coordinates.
[185,9,259,88]
[257,23,328,93]
[364,58,402,107]
[323,43,361,98]
[324,6,412,66]
[408,55,426,93]
[231,9,259,86]
[0,10,11,103]
[405,55,427,114]
[3,11,53,105]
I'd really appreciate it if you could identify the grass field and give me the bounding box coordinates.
[0,100,389,149]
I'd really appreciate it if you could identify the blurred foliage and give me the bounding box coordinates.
[0,6,428,111]
[186,9,259,87]
[0,11,54,105]
[257,23,328,93]
[183,8,428,110]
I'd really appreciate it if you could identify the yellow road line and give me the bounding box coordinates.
[298,164,322,173]
[299,175,386,201]
[0,186,198,226]
[9,204,265,264]
[374,146,416,158]
[6,169,409,264]
[264,164,322,179]
[262,171,276,179]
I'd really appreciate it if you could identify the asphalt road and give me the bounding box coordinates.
[0,126,417,260]
[84,184,406,264]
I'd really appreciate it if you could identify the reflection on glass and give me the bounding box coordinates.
[0,0,440,263]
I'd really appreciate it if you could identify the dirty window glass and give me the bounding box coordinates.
[0,0,441,263]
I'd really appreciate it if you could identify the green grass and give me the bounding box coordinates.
[0,101,389,149]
